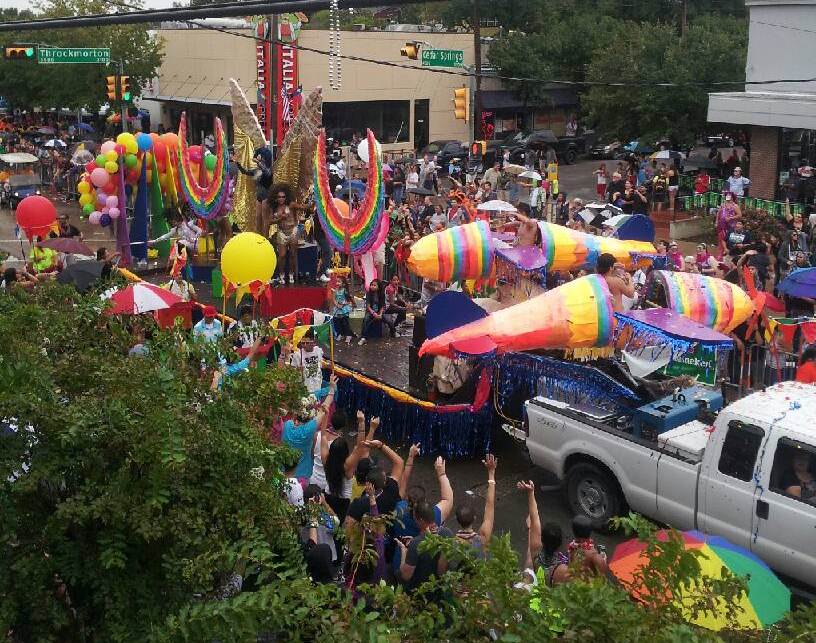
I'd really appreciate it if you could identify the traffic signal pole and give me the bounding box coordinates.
[119,59,128,134]
[472,0,481,141]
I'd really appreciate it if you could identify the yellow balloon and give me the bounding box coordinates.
[104,149,118,163]
[116,132,135,148]
[78,193,93,206]
[125,140,138,155]
[77,182,91,194]
[220,232,277,286]
[105,161,119,174]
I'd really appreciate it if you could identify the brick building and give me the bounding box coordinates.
[708,0,816,203]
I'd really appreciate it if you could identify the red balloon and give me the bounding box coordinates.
[187,145,202,164]
[154,140,167,161]
[126,169,139,183]
[16,195,57,241]
[85,161,97,172]
[115,144,125,155]
[332,197,350,219]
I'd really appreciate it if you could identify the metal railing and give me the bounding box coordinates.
[723,344,800,399]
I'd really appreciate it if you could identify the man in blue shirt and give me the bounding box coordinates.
[283,373,337,480]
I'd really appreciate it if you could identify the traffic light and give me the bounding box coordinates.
[453,87,469,122]
[120,76,132,102]
[4,46,35,60]
[106,75,118,101]
[400,41,419,60]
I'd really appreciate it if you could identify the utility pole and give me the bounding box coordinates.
[472,0,481,142]
[270,13,278,160]
[119,59,128,134]
[680,0,688,39]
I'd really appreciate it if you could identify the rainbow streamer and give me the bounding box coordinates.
[420,275,614,357]
[177,114,230,220]
[652,270,754,334]
[313,128,385,255]
[539,222,656,271]
[407,220,494,282]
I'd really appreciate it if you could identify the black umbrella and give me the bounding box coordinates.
[406,186,433,196]
[57,260,104,293]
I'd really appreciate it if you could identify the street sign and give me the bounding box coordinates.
[421,48,464,68]
[38,48,110,65]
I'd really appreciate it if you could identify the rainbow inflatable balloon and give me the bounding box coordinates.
[652,270,754,334]
[407,220,494,282]
[539,222,656,271]
[420,274,614,357]
[177,114,229,220]
[313,128,385,254]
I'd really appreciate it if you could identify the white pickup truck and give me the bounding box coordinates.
[520,381,816,591]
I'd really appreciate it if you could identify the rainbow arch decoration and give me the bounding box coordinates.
[652,270,754,334]
[539,222,656,272]
[419,274,614,357]
[313,128,385,255]
[177,113,230,220]
[407,220,494,282]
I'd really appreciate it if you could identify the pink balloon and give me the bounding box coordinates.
[106,195,118,209]
[187,144,202,164]
[90,168,109,188]
[89,211,102,225]
[100,141,116,154]
[109,207,121,219]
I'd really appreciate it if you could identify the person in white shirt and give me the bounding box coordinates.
[163,273,197,302]
[405,164,420,190]
[228,304,261,348]
[726,166,751,198]
[286,331,325,393]
[149,211,203,252]
[193,306,223,343]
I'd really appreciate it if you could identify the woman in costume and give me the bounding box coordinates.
[268,184,306,285]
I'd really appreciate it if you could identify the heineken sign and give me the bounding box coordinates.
[38,48,110,65]
[665,345,718,386]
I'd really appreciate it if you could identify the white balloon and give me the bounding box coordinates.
[357,139,369,164]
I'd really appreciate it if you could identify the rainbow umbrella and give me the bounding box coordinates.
[609,530,790,631]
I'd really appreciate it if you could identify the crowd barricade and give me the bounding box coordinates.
[724,343,799,397]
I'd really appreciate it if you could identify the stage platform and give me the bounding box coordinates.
[332,335,413,395]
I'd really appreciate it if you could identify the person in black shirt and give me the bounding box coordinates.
[57,214,82,239]
[396,501,452,593]
[632,184,649,215]
[726,220,752,257]
[343,439,404,527]
[606,172,625,204]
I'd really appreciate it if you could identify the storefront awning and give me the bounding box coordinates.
[708,91,816,130]
[149,95,231,107]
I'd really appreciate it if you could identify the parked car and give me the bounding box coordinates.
[590,140,624,160]
[418,140,467,174]
[705,133,735,148]
[505,129,588,165]
[513,381,816,595]
[0,153,42,209]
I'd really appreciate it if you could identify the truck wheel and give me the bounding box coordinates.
[566,463,622,530]
[564,149,577,165]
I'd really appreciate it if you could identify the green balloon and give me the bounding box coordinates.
[82,203,94,216]
[95,154,107,167]
[204,153,216,171]
[125,154,138,169]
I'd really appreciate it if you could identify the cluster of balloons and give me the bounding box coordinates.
[75,129,226,227]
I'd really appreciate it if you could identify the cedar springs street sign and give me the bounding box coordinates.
[421,48,464,68]
[38,48,111,65]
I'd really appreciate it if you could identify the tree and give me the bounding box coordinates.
[0,0,163,112]
[581,16,747,143]
[0,280,307,641]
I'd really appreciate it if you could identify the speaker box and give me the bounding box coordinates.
[412,313,427,348]
[408,344,434,395]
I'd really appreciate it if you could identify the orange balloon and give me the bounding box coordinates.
[160,132,179,149]
[149,132,160,143]
[332,197,350,219]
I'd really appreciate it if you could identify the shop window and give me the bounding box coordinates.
[769,438,816,507]
[717,420,763,482]
[323,100,410,145]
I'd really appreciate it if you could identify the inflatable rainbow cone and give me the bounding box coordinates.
[539,222,656,271]
[419,274,614,357]
[652,270,754,334]
[407,220,494,282]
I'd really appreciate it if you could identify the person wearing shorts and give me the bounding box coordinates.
[269,187,303,285]
[593,163,608,199]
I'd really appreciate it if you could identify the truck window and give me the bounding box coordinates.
[717,420,764,482]
[769,438,816,507]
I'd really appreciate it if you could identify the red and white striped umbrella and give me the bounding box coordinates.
[106,282,183,315]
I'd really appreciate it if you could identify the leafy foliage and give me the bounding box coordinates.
[0,0,163,112]
[1,283,814,642]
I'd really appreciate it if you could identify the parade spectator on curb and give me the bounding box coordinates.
[283,374,337,482]
[518,480,569,588]
[726,166,750,197]
[565,515,609,580]
[405,164,419,191]
[632,184,649,215]
[606,171,625,204]
[396,501,452,593]
[651,168,668,213]
[1,266,38,291]
[57,213,82,239]
[483,161,501,191]
[593,163,608,200]
[301,485,340,564]
[315,410,356,521]
[726,220,753,258]
[778,222,810,276]
[666,162,678,211]
[344,433,404,528]
[667,241,683,270]
[393,449,453,540]
[694,169,710,195]
[453,454,497,557]
[696,243,718,275]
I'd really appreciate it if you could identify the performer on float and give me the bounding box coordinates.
[268,184,306,284]
[148,205,203,278]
